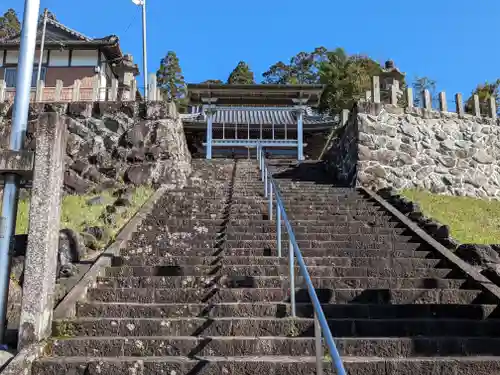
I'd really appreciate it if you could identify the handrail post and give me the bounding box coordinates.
[264,167,268,198]
[268,180,273,221]
[315,312,324,375]
[289,238,296,317]
[276,205,282,257]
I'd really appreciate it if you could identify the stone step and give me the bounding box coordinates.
[178,240,426,250]
[161,218,401,226]
[223,225,407,235]
[96,276,466,290]
[210,233,413,242]
[52,317,500,338]
[87,288,483,305]
[76,302,500,319]
[48,335,500,358]
[33,355,500,375]
[110,255,441,269]
[125,240,429,253]
[104,265,454,278]
[121,247,432,258]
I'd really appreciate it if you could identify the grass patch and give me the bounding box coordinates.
[400,189,500,244]
[15,185,154,248]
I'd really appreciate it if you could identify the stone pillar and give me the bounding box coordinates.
[18,112,68,350]
[371,76,380,103]
[473,94,480,116]
[489,97,497,120]
[206,109,214,160]
[439,92,447,112]
[406,87,414,108]
[455,93,464,116]
[423,90,432,109]
[297,108,304,161]
[390,84,398,105]
[109,78,119,101]
[148,73,157,101]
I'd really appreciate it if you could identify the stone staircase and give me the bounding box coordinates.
[32,159,500,374]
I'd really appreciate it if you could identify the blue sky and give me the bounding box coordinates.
[4,0,500,100]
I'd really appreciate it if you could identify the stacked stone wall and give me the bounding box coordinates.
[323,101,500,199]
[0,101,192,193]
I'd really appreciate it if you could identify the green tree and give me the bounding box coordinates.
[318,48,384,115]
[262,47,327,84]
[412,76,436,107]
[0,9,21,41]
[201,79,224,84]
[156,51,186,102]
[465,79,500,115]
[227,61,255,84]
[262,47,395,115]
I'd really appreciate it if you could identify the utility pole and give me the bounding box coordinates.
[132,0,148,100]
[36,8,48,84]
[141,0,148,100]
[0,0,41,348]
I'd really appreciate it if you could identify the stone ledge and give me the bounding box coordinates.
[0,342,46,375]
[362,186,500,302]
[372,187,500,291]
[0,151,34,175]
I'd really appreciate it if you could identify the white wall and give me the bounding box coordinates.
[71,50,98,66]
[34,50,48,64]
[99,53,107,100]
[5,51,18,64]
[48,50,69,67]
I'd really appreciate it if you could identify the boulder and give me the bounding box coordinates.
[58,228,85,278]
[64,170,94,194]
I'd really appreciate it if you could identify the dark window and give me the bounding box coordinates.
[4,67,47,88]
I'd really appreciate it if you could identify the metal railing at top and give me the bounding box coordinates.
[256,145,347,375]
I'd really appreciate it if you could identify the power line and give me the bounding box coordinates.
[123,6,140,34]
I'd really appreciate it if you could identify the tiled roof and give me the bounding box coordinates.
[1,14,114,45]
[181,108,335,126]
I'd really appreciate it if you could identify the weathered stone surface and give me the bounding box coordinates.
[0,101,192,193]
[323,108,358,187]
[332,105,500,198]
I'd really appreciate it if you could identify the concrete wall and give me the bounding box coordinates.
[323,102,500,199]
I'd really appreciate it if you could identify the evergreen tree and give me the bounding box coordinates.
[0,9,21,41]
[318,48,384,115]
[465,79,500,115]
[156,51,186,102]
[262,46,389,115]
[227,61,255,84]
[262,47,327,84]
[201,79,224,84]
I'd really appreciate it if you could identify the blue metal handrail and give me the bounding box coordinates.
[257,145,347,375]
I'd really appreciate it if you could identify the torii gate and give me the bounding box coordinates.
[186,84,325,161]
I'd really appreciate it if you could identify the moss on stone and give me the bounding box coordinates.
[15,185,154,249]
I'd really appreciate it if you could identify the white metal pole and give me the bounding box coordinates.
[36,8,48,84]
[0,0,41,346]
[141,0,148,100]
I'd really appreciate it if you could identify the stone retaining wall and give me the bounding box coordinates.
[322,107,359,187]
[324,102,500,199]
[0,101,192,193]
